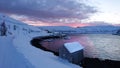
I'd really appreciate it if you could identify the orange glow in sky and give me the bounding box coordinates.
[28,22,91,27]
[10,15,90,27]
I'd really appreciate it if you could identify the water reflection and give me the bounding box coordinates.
[41,34,96,57]
[41,34,120,61]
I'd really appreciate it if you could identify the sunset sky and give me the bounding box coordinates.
[0,0,120,27]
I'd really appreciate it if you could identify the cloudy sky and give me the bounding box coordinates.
[86,0,120,24]
[0,0,120,27]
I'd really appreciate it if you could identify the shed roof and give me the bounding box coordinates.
[64,42,84,53]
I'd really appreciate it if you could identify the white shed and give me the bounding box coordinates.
[59,42,84,65]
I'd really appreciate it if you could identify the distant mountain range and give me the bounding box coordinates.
[38,26,75,32]
[76,25,120,34]
[38,25,120,34]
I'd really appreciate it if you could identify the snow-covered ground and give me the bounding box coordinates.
[0,13,81,68]
[83,34,120,61]
[0,36,34,68]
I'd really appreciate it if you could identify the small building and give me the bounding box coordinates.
[59,42,84,65]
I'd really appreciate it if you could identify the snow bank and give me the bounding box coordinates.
[0,36,34,68]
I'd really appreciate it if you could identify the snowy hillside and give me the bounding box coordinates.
[76,25,120,34]
[38,25,120,34]
[0,13,81,68]
[39,26,76,33]
[0,13,48,36]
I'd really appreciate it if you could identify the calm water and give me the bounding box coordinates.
[40,34,88,52]
[40,34,120,61]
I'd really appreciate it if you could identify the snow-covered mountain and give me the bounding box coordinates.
[38,26,77,35]
[39,26,75,32]
[0,13,48,36]
[76,25,120,34]
[0,13,81,68]
[38,24,120,34]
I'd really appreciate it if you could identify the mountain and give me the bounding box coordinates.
[39,26,75,31]
[38,24,120,34]
[76,25,120,34]
[0,13,48,36]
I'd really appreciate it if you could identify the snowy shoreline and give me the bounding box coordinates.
[34,34,120,61]
[31,34,120,68]
[0,14,81,68]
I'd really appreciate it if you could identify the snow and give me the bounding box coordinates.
[39,26,75,32]
[12,31,80,68]
[64,42,84,53]
[38,25,120,35]
[0,36,34,68]
[0,13,81,68]
[76,25,120,34]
